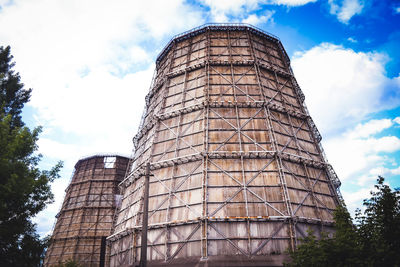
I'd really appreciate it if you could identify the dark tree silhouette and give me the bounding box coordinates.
[0,45,62,267]
[286,176,400,267]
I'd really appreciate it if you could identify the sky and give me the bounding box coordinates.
[0,0,399,237]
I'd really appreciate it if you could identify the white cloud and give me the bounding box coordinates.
[0,0,11,7]
[268,0,317,6]
[200,0,315,22]
[393,167,400,175]
[0,0,204,152]
[324,124,400,183]
[325,119,400,213]
[0,0,203,76]
[292,43,400,136]
[347,37,357,43]
[200,0,260,22]
[32,176,70,236]
[370,165,400,176]
[32,65,153,137]
[129,46,151,64]
[342,187,370,213]
[328,0,364,23]
[242,11,275,25]
[292,43,400,213]
[37,139,82,163]
[347,119,393,139]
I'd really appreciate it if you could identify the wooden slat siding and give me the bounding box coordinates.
[110,25,341,267]
[44,156,129,267]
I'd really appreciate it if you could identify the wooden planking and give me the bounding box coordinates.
[44,156,129,267]
[110,26,341,266]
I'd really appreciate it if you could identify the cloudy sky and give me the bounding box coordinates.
[0,0,399,236]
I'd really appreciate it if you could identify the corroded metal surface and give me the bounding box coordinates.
[109,24,342,266]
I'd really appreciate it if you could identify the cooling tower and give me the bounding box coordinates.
[44,155,129,266]
[109,24,342,266]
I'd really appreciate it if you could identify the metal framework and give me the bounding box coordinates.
[44,155,129,267]
[109,24,342,266]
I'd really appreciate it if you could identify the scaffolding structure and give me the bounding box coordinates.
[109,23,342,266]
[44,155,129,267]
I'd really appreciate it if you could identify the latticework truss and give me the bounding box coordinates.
[44,155,129,267]
[109,24,342,267]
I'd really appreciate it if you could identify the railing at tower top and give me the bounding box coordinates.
[155,23,290,65]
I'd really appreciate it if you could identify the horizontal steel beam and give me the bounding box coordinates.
[108,215,334,242]
[133,100,308,148]
[121,151,335,188]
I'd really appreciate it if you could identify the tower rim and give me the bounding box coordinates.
[156,23,290,65]
[75,154,130,168]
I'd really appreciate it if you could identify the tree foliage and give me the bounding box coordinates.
[53,259,83,267]
[0,45,31,128]
[0,45,62,266]
[356,176,400,266]
[286,176,400,267]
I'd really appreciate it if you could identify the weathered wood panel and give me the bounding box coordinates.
[44,155,129,267]
[110,24,342,267]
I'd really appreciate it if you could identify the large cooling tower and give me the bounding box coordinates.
[44,155,129,266]
[109,24,342,266]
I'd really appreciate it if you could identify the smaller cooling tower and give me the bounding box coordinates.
[44,155,129,267]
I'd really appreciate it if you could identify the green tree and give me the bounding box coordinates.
[53,259,83,267]
[286,176,400,267]
[0,45,31,128]
[0,45,62,267]
[356,176,400,266]
[286,206,361,267]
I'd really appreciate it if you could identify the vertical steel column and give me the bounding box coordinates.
[140,162,150,267]
[201,27,211,260]
[99,236,106,267]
